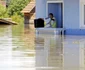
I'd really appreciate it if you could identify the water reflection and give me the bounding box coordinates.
[35,35,63,70]
[0,24,85,70]
[35,35,85,70]
[0,24,35,70]
[0,25,12,70]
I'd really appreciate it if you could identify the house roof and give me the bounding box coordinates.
[21,0,35,13]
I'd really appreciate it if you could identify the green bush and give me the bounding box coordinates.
[0,4,9,18]
[8,0,30,16]
[11,13,24,24]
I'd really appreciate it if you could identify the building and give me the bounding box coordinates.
[36,0,85,35]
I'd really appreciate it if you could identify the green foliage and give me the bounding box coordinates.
[11,13,24,24]
[0,4,9,18]
[0,0,30,24]
[8,0,30,16]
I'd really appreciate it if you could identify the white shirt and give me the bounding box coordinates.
[44,17,56,28]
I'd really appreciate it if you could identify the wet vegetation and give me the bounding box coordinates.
[0,0,31,23]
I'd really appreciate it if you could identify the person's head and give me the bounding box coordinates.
[49,13,53,19]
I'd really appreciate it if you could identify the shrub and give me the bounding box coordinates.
[8,0,30,16]
[11,13,24,24]
[0,4,9,18]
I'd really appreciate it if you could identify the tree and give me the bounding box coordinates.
[7,0,30,16]
[0,4,8,18]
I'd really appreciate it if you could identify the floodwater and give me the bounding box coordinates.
[0,24,85,70]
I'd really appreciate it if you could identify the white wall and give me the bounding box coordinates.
[36,0,63,19]
[36,0,46,18]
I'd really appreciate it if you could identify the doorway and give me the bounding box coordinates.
[47,1,63,28]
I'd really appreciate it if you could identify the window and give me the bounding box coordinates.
[80,0,85,28]
[84,5,85,25]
